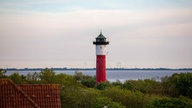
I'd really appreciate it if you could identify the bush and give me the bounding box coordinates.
[81,77,96,88]
[102,87,148,108]
[173,73,192,98]
[122,81,133,90]
[26,72,40,84]
[74,71,83,81]
[112,80,122,87]
[39,68,56,83]
[9,73,22,84]
[61,87,98,108]
[148,96,192,108]
[161,73,192,98]
[91,97,126,108]
[0,69,7,78]
[54,73,76,86]
[123,79,161,94]
[96,81,111,90]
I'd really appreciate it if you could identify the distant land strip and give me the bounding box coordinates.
[4,68,192,71]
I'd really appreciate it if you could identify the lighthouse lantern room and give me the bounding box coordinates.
[93,32,109,83]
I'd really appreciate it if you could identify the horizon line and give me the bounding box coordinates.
[3,67,192,70]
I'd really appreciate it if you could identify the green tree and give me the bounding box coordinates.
[39,68,55,83]
[172,73,192,98]
[26,72,40,84]
[112,80,122,87]
[122,81,133,90]
[9,73,22,84]
[54,73,76,86]
[0,69,7,78]
[61,87,98,108]
[91,97,126,108]
[123,79,160,94]
[74,71,83,81]
[149,96,192,108]
[96,81,111,90]
[161,73,192,98]
[81,77,96,88]
[102,87,148,108]
[26,72,33,81]
[32,72,39,81]
[21,74,26,83]
[161,76,178,96]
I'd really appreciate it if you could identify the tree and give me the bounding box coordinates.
[32,72,39,81]
[81,77,96,88]
[96,81,111,90]
[61,86,98,108]
[26,72,33,81]
[54,73,76,86]
[122,79,161,94]
[122,80,133,90]
[172,73,192,98]
[21,74,26,83]
[102,87,147,108]
[112,80,122,87]
[91,97,126,108]
[161,73,192,98]
[9,73,22,84]
[39,68,55,83]
[149,96,192,108]
[0,69,7,78]
[26,72,40,84]
[74,71,83,81]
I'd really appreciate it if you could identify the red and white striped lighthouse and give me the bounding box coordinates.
[93,32,109,83]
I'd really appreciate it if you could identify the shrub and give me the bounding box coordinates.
[74,71,83,81]
[81,77,96,88]
[112,80,122,87]
[96,81,111,90]
[102,87,148,108]
[39,68,55,83]
[61,87,98,108]
[0,69,7,78]
[123,79,161,94]
[122,81,133,90]
[9,73,22,84]
[148,96,192,108]
[91,97,126,108]
[173,73,192,98]
[161,73,192,98]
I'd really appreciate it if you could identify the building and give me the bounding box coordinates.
[0,78,61,108]
[93,32,109,83]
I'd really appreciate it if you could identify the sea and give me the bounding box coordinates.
[5,69,192,82]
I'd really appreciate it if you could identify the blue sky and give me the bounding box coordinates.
[0,0,192,68]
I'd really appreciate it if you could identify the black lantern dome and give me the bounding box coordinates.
[93,32,109,45]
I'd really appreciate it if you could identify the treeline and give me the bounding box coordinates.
[1,68,192,108]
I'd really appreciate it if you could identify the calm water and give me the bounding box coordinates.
[6,69,192,82]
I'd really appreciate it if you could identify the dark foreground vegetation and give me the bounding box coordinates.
[1,68,192,108]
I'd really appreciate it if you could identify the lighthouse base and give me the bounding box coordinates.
[96,55,106,83]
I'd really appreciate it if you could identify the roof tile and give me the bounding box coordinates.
[0,79,61,108]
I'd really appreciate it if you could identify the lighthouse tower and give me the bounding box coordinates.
[93,32,109,83]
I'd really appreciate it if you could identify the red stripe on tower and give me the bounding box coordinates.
[96,55,106,82]
[93,32,109,83]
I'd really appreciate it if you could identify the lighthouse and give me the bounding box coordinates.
[93,32,109,83]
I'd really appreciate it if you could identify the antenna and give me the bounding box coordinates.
[100,29,102,34]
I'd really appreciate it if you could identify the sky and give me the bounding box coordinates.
[0,0,192,68]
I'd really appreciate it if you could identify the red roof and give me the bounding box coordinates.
[0,79,61,108]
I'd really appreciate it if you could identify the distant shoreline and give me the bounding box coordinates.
[4,68,192,71]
